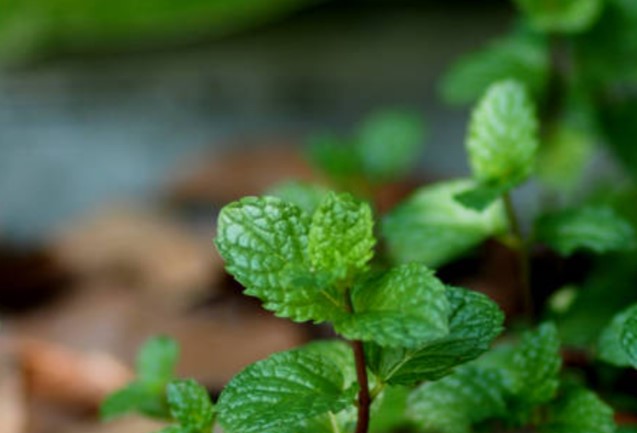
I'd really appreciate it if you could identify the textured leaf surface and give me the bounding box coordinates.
[308,192,375,281]
[382,179,506,267]
[541,387,616,433]
[407,365,507,433]
[166,379,215,432]
[621,307,637,368]
[367,286,504,385]
[441,32,549,105]
[514,0,604,33]
[333,263,449,348]
[598,304,637,367]
[355,109,427,181]
[267,181,329,215]
[536,206,636,256]
[511,322,561,405]
[216,196,336,322]
[217,349,357,433]
[467,80,539,186]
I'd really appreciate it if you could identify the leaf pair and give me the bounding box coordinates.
[216,193,455,348]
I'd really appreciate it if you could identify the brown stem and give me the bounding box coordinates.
[352,340,371,433]
[343,288,371,433]
[503,192,533,319]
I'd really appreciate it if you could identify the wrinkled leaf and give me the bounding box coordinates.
[308,192,375,281]
[217,348,357,433]
[366,286,504,385]
[216,196,336,322]
[382,179,506,267]
[333,263,449,348]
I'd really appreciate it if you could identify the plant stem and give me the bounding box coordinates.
[503,192,533,319]
[344,289,371,433]
[352,339,371,433]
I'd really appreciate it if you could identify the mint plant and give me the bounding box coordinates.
[103,192,504,433]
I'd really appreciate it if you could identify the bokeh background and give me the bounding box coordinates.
[0,0,631,432]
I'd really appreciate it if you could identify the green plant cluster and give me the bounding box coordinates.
[102,0,637,432]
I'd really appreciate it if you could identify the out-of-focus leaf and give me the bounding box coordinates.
[466,80,539,189]
[267,181,329,216]
[441,31,549,105]
[307,135,361,183]
[598,303,637,367]
[0,0,323,63]
[514,0,605,33]
[536,206,636,256]
[407,365,507,433]
[541,387,616,433]
[382,179,506,268]
[537,124,595,191]
[165,379,215,433]
[355,109,427,181]
[370,386,411,433]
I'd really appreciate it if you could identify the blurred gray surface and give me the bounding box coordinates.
[0,2,512,242]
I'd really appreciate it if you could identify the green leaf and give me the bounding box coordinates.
[440,31,549,105]
[454,180,512,211]
[466,79,539,187]
[514,0,605,33]
[367,286,504,385]
[598,304,637,367]
[370,386,411,433]
[535,206,636,256]
[137,336,180,385]
[537,123,595,191]
[166,379,215,432]
[216,196,337,322]
[216,348,357,433]
[541,387,616,433]
[355,109,427,181]
[382,179,507,268]
[308,192,375,281]
[511,322,561,405]
[620,307,637,368]
[101,382,169,420]
[333,263,449,348]
[407,365,508,433]
[101,336,179,421]
[267,181,329,215]
[307,134,361,182]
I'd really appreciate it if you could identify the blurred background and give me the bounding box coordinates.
[1,0,631,432]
